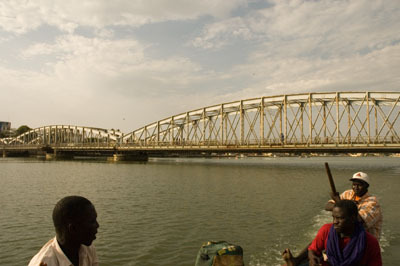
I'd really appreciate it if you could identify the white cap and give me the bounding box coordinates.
[350,172,370,185]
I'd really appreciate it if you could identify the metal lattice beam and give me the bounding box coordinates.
[122,92,400,148]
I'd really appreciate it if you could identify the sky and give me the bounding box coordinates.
[0,0,399,133]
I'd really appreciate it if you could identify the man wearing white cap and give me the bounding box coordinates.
[325,172,383,240]
[282,172,383,265]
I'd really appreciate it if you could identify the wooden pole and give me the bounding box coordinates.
[325,162,337,195]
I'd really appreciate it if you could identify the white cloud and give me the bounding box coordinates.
[185,0,400,102]
[192,0,400,55]
[190,17,253,49]
[39,35,211,95]
[0,1,44,34]
[1,33,226,130]
[19,34,234,97]
[20,43,55,59]
[214,42,400,103]
[0,0,247,34]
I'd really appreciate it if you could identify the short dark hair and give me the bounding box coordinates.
[334,199,358,218]
[52,196,93,233]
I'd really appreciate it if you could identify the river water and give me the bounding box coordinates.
[0,156,399,265]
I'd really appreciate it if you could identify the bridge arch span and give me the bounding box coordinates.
[7,125,122,146]
[123,91,400,149]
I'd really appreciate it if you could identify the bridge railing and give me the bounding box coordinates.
[117,136,399,148]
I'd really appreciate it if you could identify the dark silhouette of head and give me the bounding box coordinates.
[332,199,358,235]
[53,196,99,246]
[334,199,358,217]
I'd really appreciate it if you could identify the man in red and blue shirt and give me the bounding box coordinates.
[308,200,381,266]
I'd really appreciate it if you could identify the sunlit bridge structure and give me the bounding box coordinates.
[2,92,400,159]
[123,92,400,151]
[5,126,122,146]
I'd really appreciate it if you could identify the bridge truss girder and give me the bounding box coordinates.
[6,125,122,147]
[123,92,400,148]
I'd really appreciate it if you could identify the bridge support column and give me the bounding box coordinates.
[45,149,57,160]
[2,150,6,158]
[45,153,55,160]
[108,153,148,162]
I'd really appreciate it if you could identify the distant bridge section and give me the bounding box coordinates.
[1,92,400,158]
[5,125,122,146]
[1,126,128,159]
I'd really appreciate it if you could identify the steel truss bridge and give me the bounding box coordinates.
[2,92,400,158]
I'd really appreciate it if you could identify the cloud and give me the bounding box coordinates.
[191,0,400,55]
[190,17,253,49]
[0,0,247,34]
[185,0,400,101]
[20,43,55,59]
[260,0,400,56]
[1,33,226,130]
[212,42,400,103]
[19,33,237,98]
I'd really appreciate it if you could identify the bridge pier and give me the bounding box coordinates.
[108,153,148,162]
[43,148,55,160]
[2,150,6,158]
[45,149,74,160]
[45,153,55,160]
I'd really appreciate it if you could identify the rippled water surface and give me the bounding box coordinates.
[0,156,399,265]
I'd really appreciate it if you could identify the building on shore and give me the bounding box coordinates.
[0,121,11,133]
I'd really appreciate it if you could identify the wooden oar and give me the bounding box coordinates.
[325,162,337,195]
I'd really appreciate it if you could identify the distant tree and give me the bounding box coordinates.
[15,125,31,136]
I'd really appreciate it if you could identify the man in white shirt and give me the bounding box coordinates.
[28,196,99,266]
